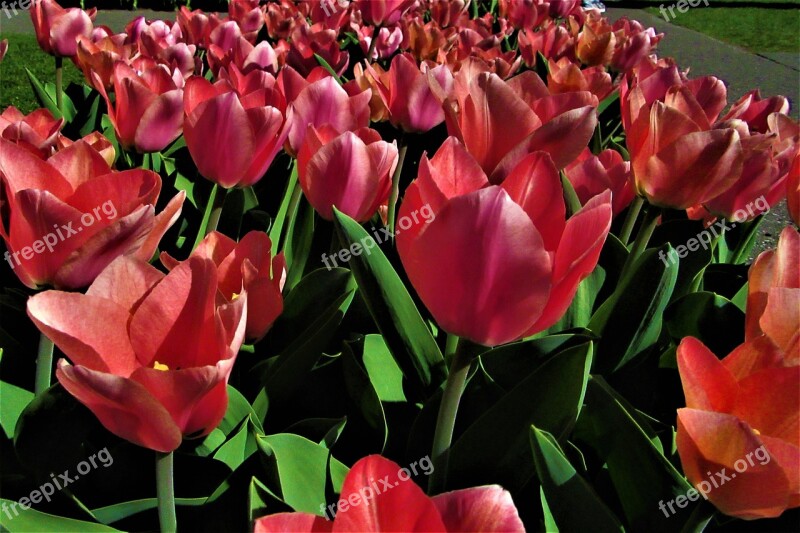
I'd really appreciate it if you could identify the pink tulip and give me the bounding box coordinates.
[30,0,95,57]
[254,455,524,532]
[0,139,184,289]
[297,126,397,222]
[176,6,212,47]
[566,148,634,217]
[722,90,790,134]
[286,22,350,78]
[27,254,247,452]
[396,138,612,346]
[96,62,184,154]
[183,75,289,188]
[0,107,64,157]
[356,0,416,26]
[547,58,613,101]
[162,231,285,342]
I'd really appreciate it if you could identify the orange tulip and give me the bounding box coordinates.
[0,107,63,157]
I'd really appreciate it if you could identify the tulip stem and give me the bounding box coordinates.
[620,205,660,280]
[155,451,177,533]
[619,197,643,246]
[55,56,64,117]
[387,141,408,240]
[366,25,381,61]
[34,333,54,396]
[429,336,471,495]
[206,185,227,236]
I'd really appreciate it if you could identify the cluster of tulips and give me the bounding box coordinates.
[0,0,798,531]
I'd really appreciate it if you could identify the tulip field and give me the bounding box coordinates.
[0,1,798,532]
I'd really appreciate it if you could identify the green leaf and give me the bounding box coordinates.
[90,497,207,525]
[597,91,620,116]
[0,500,122,532]
[249,477,276,523]
[589,245,679,373]
[362,335,406,403]
[25,69,77,122]
[530,427,624,532]
[0,377,34,439]
[574,377,694,531]
[269,162,299,256]
[561,171,583,217]
[546,266,606,334]
[446,342,593,491]
[313,53,344,84]
[665,291,744,356]
[650,220,714,301]
[342,337,388,451]
[257,433,349,515]
[284,197,315,290]
[332,209,445,399]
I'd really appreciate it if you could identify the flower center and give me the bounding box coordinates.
[152,361,170,371]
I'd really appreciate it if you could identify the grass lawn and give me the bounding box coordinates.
[645,6,800,53]
[0,34,85,114]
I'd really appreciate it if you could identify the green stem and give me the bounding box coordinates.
[192,184,227,249]
[55,56,64,117]
[428,338,471,495]
[620,205,660,280]
[281,177,304,253]
[366,25,381,61]
[155,452,177,533]
[619,197,643,246]
[34,332,54,396]
[387,141,408,240]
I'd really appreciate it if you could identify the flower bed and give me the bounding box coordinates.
[0,1,798,532]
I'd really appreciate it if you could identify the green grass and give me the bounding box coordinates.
[0,35,85,114]
[646,7,800,53]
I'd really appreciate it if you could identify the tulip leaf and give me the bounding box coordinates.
[25,68,77,122]
[446,342,593,491]
[574,377,695,531]
[0,377,33,440]
[361,335,406,403]
[546,266,606,334]
[597,91,620,116]
[249,477,276,523]
[560,172,583,217]
[530,426,624,532]
[257,433,349,515]
[342,336,389,451]
[90,497,207,525]
[284,197,316,290]
[332,209,446,400]
[269,162,299,256]
[0,499,122,532]
[589,245,679,374]
[665,291,744,356]
[650,220,714,302]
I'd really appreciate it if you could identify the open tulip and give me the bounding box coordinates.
[722,90,790,134]
[184,75,289,188]
[676,336,799,519]
[356,0,416,26]
[161,231,285,342]
[30,0,95,57]
[297,125,397,222]
[547,58,613,101]
[96,62,184,154]
[75,34,134,91]
[254,455,524,532]
[0,139,184,289]
[0,107,63,157]
[565,148,634,217]
[396,137,612,346]
[27,255,247,452]
[443,70,598,183]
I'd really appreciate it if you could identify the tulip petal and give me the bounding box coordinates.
[332,455,446,532]
[722,335,783,381]
[432,486,525,532]
[254,512,333,532]
[131,191,185,263]
[733,365,800,442]
[47,139,111,190]
[134,89,184,153]
[57,361,182,452]
[0,139,72,198]
[760,288,800,360]
[86,255,164,312]
[676,337,738,413]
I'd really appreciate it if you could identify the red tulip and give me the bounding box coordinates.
[788,154,800,226]
[176,6,212,47]
[518,22,575,66]
[443,70,598,183]
[676,336,799,519]
[27,254,247,452]
[0,39,7,63]
[228,0,266,42]
[722,90,790,134]
[0,139,184,290]
[0,107,64,157]
[547,58,613,101]
[356,0,416,26]
[498,0,550,31]
[254,455,524,532]
[609,18,662,73]
[286,22,350,78]
[75,33,134,91]
[161,231,285,342]
[55,131,116,167]
[576,12,615,67]
[183,75,289,188]
[297,126,397,222]
[285,76,371,156]
[96,62,184,154]
[30,0,95,57]
[367,53,454,133]
[565,148,634,217]
[396,137,612,346]
[745,227,799,362]
[356,25,404,62]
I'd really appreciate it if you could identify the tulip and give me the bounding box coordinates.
[297,126,398,222]
[518,22,575,66]
[161,231,285,342]
[254,455,524,532]
[0,139,184,290]
[356,0,416,26]
[176,6,212,47]
[498,0,549,31]
[396,137,612,346]
[183,75,289,188]
[0,107,64,157]
[788,155,800,226]
[400,17,456,63]
[443,70,598,183]
[676,336,799,519]
[367,53,454,133]
[26,254,247,452]
[576,12,616,66]
[55,131,116,167]
[0,39,8,64]
[265,0,305,41]
[228,0,266,42]
[565,148,634,217]
[285,76,371,156]
[286,22,349,78]
[30,0,95,57]
[357,25,404,61]
[95,62,184,154]
[609,18,662,73]
[722,90,790,134]
[547,58,613,101]
[75,34,134,91]
[745,227,799,361]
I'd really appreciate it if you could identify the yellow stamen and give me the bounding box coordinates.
[153,361,170,371]
[231,292,240,300]
[752,428,761,435]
